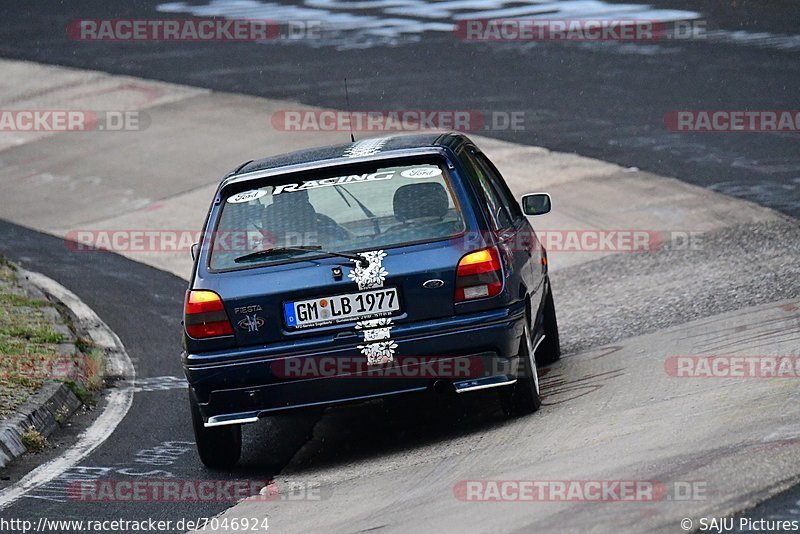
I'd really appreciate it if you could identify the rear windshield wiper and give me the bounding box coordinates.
[234,246,369,267]
[334,185,380,235]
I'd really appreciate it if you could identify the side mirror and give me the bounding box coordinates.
[190,242,200,261]
[521,193,551,216]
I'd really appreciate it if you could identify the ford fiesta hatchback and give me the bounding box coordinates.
[183,133,560,468]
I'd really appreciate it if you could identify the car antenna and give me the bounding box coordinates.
[344,78,356,143]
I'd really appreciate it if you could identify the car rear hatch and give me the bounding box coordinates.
[200,156,477,353]
[215,241,465,348]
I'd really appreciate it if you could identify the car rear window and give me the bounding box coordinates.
[209,160,465,270]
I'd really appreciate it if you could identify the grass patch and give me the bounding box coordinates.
[54,405,72,425]
[0,293,48,307]
[0,257,99,420]
[21,426,47,452]
[74,336,93,354]
[0,325,64,344]
[64,380,96,406]
[0,257,15,282]
[84,348,104,392]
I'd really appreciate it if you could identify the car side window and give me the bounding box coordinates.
[460,149,508,230]
[468,153,514,230]
[475,154,523,224]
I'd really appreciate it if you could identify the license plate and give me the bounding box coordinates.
[284,287,400,329]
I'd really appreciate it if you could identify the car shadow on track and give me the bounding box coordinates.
[269,367,566,472]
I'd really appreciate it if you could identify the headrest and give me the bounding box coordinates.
[393,182,449,222]
[272,189,310,205]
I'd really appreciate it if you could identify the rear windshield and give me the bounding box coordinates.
[209,160,465,270]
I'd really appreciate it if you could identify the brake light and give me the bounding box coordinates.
[455,247,503,302]
[184,290,234,339]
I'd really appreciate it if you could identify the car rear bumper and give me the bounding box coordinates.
[184,303,526,426]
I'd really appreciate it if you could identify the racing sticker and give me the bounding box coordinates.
[350,251,397,365]
[356,319,397,365]
[272,170,394,195]
[356,318,393,341]
[358,339,399,366]
[227,189,268,203]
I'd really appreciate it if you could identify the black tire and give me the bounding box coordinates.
[536,285,561,366]
[499,324,542,415]
[189,392,242,469]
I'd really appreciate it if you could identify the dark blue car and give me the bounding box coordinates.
[183,133,559,468]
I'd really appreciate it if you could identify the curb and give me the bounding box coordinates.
[0,268,135,509]
[0,382,82,468]
[0,269,83,469]
[19,270,134,381]
[0,267,135,473]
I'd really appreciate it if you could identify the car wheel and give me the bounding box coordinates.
[500,323,542,415]
[536,284,561,366]
[189,391,242,469]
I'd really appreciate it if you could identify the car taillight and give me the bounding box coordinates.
[455,247,503,302]
[184,290,234,339]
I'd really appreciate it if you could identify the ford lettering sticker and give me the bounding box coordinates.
[400,166,442,179]
[227,189,268,203]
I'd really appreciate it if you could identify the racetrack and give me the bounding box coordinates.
[0,58,798,532]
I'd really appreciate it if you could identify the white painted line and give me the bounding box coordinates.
[0,271,135,510]
[130,376,187,392]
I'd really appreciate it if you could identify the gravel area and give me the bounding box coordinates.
[551,217,800,355]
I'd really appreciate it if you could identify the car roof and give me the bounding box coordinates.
[225,132,471,184]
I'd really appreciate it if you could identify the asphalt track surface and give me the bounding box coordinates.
[0,220,319,529]
[0,0,798,217]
